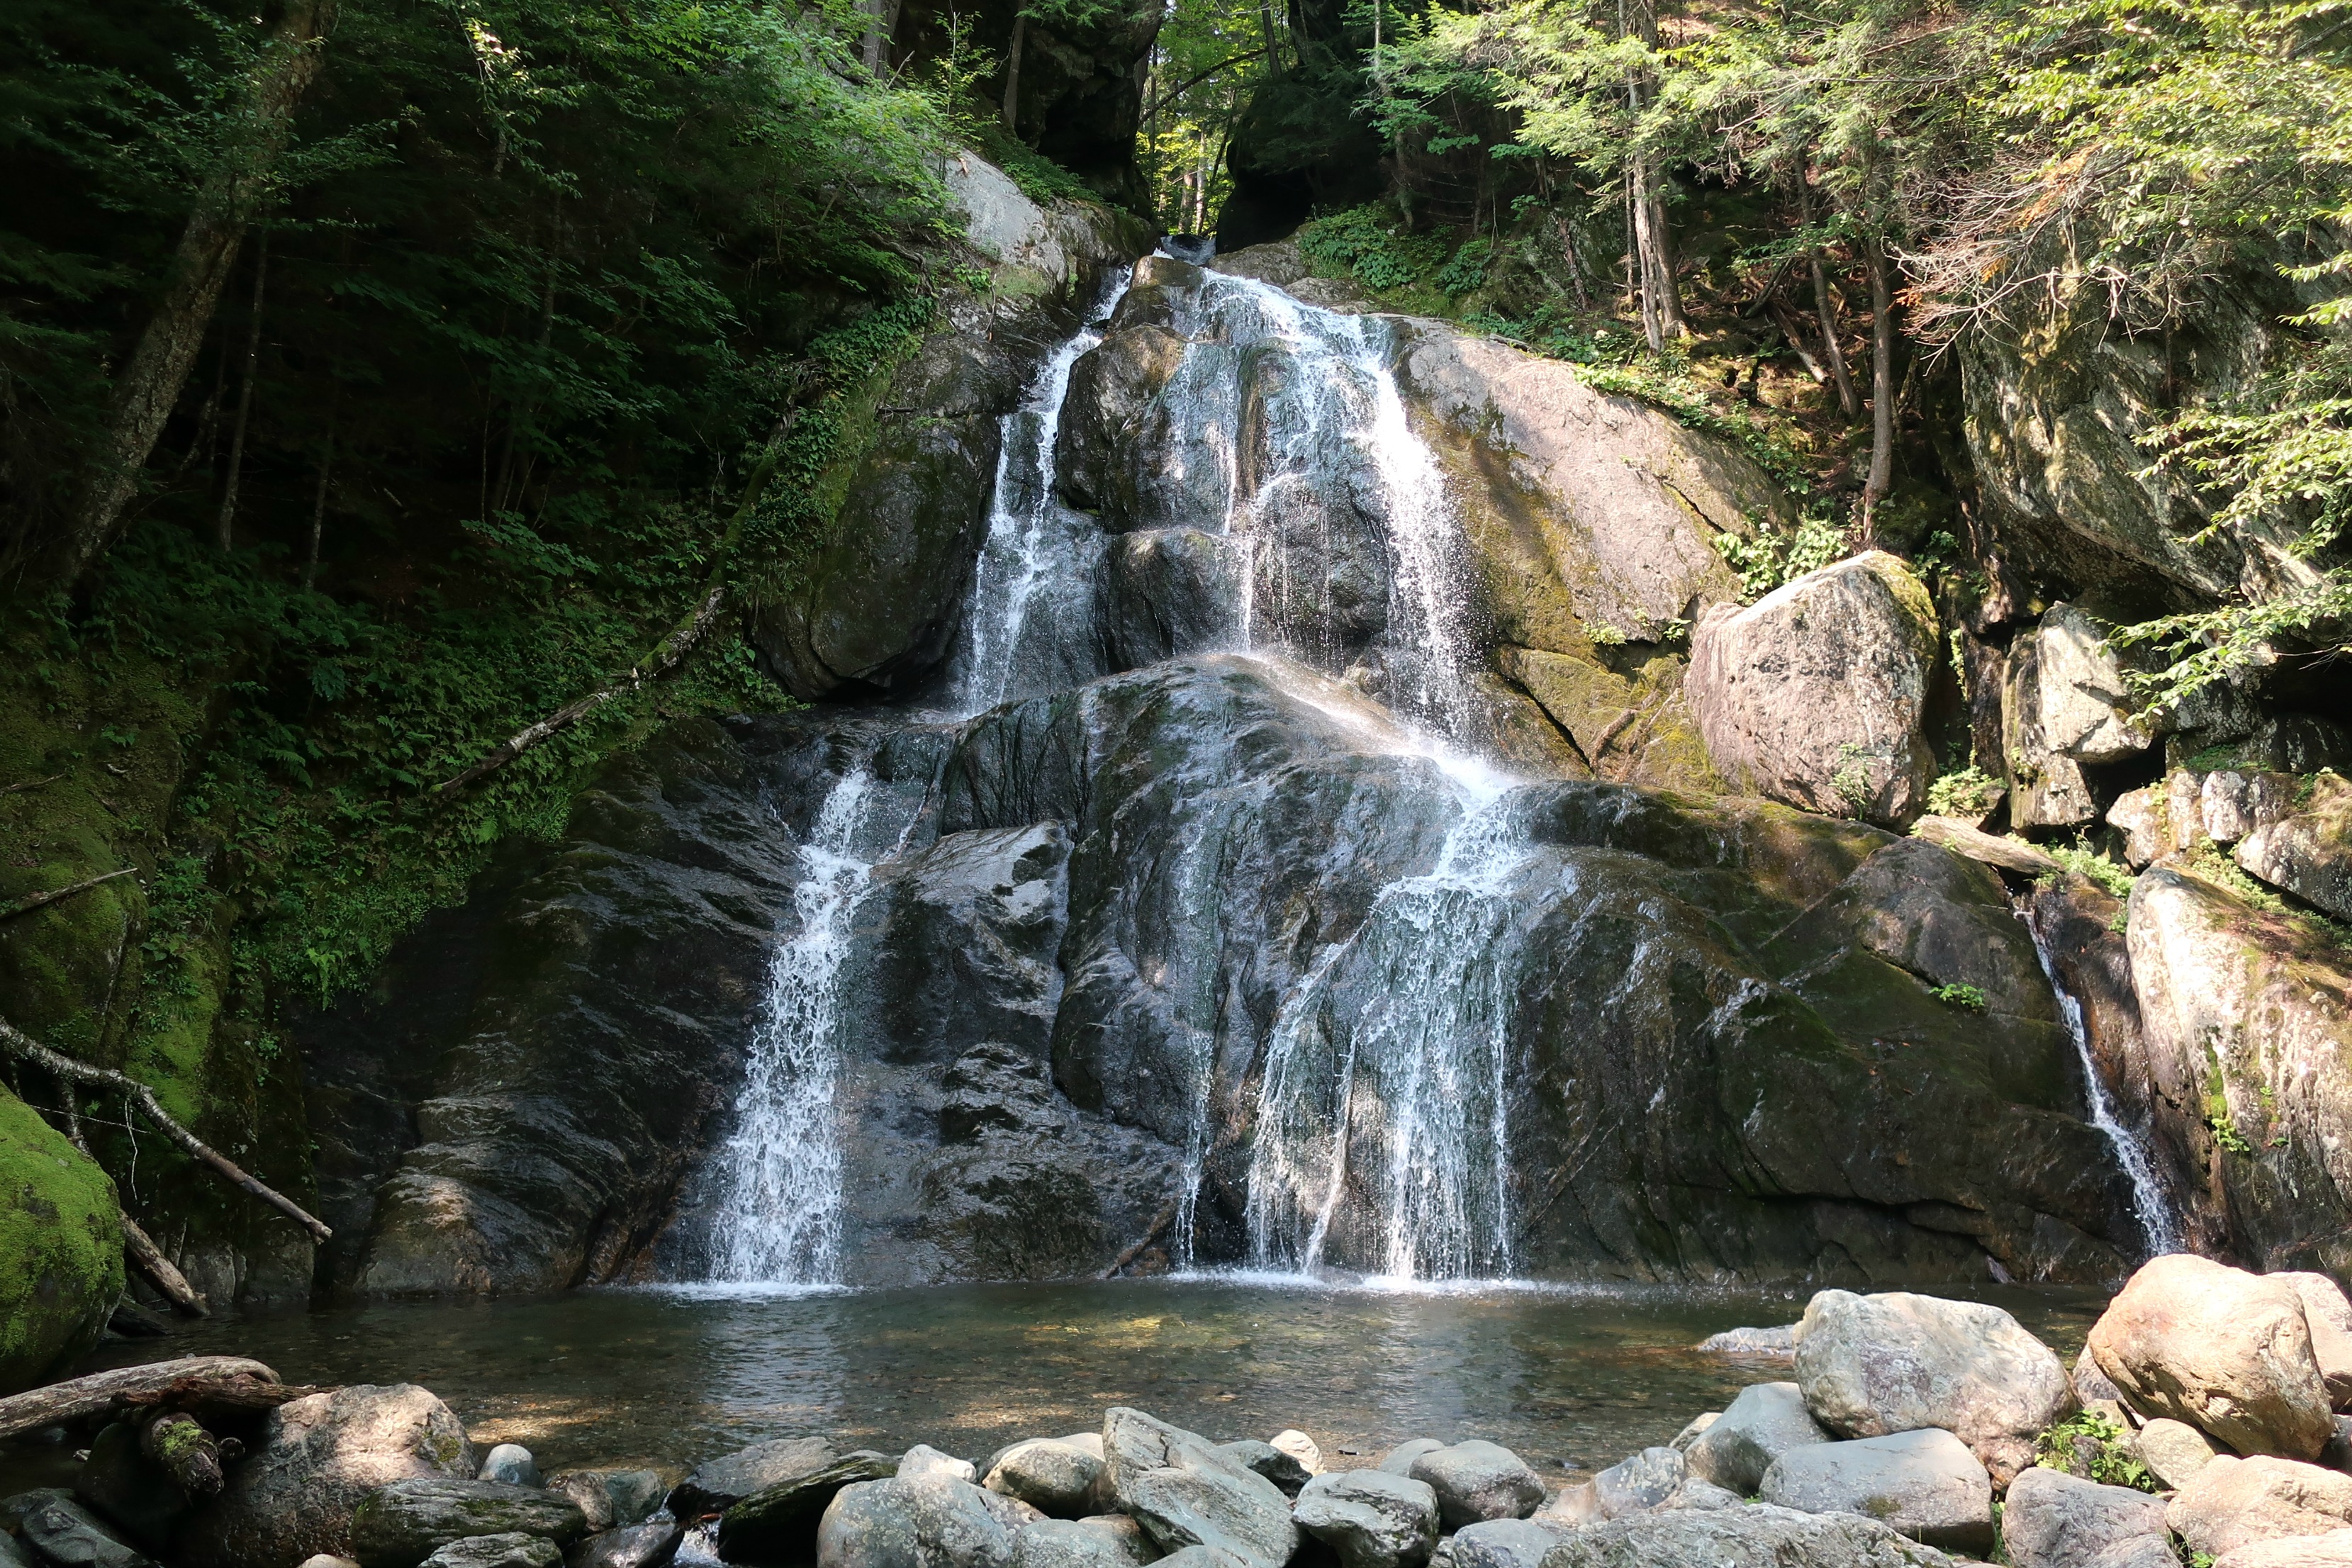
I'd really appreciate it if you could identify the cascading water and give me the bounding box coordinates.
[2022,909,2182,1258]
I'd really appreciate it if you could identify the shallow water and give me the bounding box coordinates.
[1,1276,2103,1494]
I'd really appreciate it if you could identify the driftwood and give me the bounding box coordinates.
[0,1357,307,1443]
[0,1017,332,1243]
[141,1410,229,1496]
[0,867,134,923]
[1099,1201,1179,1279]
[121,1211,209,1318]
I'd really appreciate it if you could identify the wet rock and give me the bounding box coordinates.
[2131,1418,2223,1489]
[347,1479,588,1568]
[1998,1466,2168,1568]
[567,1521,681,1568]
[1540,1503,1958,1567]
[1267,1433,1321,1478]
[0,1093,123,1394]
[1758,1428,1993,1555]
[2166,1454,2352,1559]
[814,1477,1043,1568]
[719,1452,902,1562]
[1055,324,1192,527]
[1793,1289,2076,1481]
[1289,1471,1439,1568]
[2086,1254,2336,1458]
[481,1447,542,1489]
[672,1438,839,1521]
[1441,1520,1555,1568]
[1377,1443,1443,1478]
[2216,1528,2352,1567]
[1209,243,1306,287]
[1097,529,1244,673]
[986,1441,1107,1518]
[179,1384,477,1568]
[416,1538,558,1568]
[539,1476,611,1534]
[12,1490,152,1568]
[1008,1518,1155,1568]
[1404,1441,1543,1528]
[903,1449,978,1485]
[1591,1449,1684,1519]
[2236,773,2352,922]
[1101,1409,1294,1566]
[1695,1326,1797,1360]
[1682,1382,1833,1496]
[1686,551,1941,827]
[1213,1442,1309,1497]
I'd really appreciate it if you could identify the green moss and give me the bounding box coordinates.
[0,1090,123,1391]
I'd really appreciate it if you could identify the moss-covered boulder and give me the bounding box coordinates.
[0,1088,122,1393]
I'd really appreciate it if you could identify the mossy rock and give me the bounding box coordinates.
[0,1089,123,1392]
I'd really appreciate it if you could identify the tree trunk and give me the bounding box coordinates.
[1630,169,1663,354]
[862,0,900,74]
[1863,233,1897,534]
[57,0,337,586]
[1001,13,1027,133]
[1798,170,1859,417]
[215,228,269,551]
[302,414,334,590]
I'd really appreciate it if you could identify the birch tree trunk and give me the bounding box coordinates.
[1863,233,1898,532]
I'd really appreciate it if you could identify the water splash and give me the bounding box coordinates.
[2022,907,2182,1258]
[696,766,880,1284]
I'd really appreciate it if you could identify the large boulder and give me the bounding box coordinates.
[719,1452,902,1562]
[180,1384,476,1568]
[571,1523,681,1568]
[1757,1428,1994,1554]
[1289,1471,1439,1568]
[2166,1454,2352,1559]
[1539,1503,1958,1567]
[2085,1255,2336,1458]
[985,1440,1107,1518]
[816,1477,1045,1568]
[347,1480,587,1568]
[1101,1409,1296,1566]
[1404,1442,1543,1528]
[0,1089,123,1392]
[1686,552,1942,827]
[1998,1466,2169,1568]
[2236,773,2352,922]
[2215,1529,2352,1567]
[672,1436,839,1520]
[2280,1272,2352,1409]
[1793,1289,2077,1479]
[1682,1382,1833,1496]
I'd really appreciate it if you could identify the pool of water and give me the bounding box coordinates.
[0,1275,2102,1494]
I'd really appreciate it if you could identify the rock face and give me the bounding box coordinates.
[1758,1428,1993,1553]
[1687,552,1942,827]
[1793,1289,2077,1478]
[1542,1503,1957,1567]
[1999,1466,2169,1568]
[1289,1470,1439,1568]
[1682,1382,1832,1496]
[2167,1454,2352,1559]
[2086,1255,2337,1459]
[180,1385,476,1568]
[0,1090,123,1393]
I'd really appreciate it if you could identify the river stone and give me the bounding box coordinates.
[12,1490,152,1568]
[1377,1442,1444,1477]
[2132,1418,2223,1489]
[719,1452,902,1560]
[1009,1520,1150,1568]
[1758,1428,1993,1554]
[1539,1503,1957,1567]
[478,1447,540,1489]
[1591,1449,1684,1519]
[2086,1255,2336,1458]
[569,1522,683,1568]
[2279,1272,2352,1410]
[416,1538,558,1568]
[673,1438,839,1521]
[549,1469,668,1529]
[1794,1289,2077,1480]
[1658,1480,1742,1511]
[1214,1441,1310,1496]
[1444,1520,1556,1568]
[295,1559,358,1568]
[816,1477,1044,1568]
[540,1475,612,1533]
[1290,1470,1439,1568]
[1102,1409,1295,1565]
[2167,1454,2352,1558]
[1684,1382,1833,1496]
[179,1384,478,1568]
[1405,1442,1542,1528]
[905,1448,979,1484]
[1270,1433,1321,1476]
[347,1479,588,1568]
[2217,1528,2352,1567]
[1686,551,1941,827]
[1141,1550,1250,1568]
[1999,1466,2168,1568]
[987,1441,1106,1518]
[1696,1326,1798,1360]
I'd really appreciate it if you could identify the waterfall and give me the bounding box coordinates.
[2022,909,2181,1258]
[693,765,881,1285]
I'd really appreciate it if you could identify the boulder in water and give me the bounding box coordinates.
[2087,1255,2336,1458]
[569,1522,682,1568]
[179,1384,476,1568]
[11,1490,152,1568]
[2166,1454,2352,1559]
[1758,1429,1993,1555]
[1998,1466,2168,1568]
[719,1452,902,1561]
[1693,1326,1797,1360]
[1403,1441,1542,1528]
[1540,1503,1956,1567]
[1681,1382,1832,1496]
[815,1476,1043,1568]
[1289,1470,1439,1568]
[347,1479,587,1568]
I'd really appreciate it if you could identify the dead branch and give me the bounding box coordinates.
[121,1212,209,1318]
[1100,1201,1179,1279]
[0,775,62,797]
[0,1357,303,1443]
[1,868,134,924]
[0,1017,332,1243]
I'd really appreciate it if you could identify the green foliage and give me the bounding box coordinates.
[1436,237,1493,297]
[1298,203,1450,291]
[1923,765,2003,823]
[1929,982,1988,1012]
[2033,1409,2158,1491]
[1712,508,1849,600]
[2046,842,2138,902]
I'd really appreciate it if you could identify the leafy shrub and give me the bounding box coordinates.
[1297,205,1447,291]
[1924,765,2003,822]
[1437,237,1493,296]
[2044,842,2138,901]
[1713,508,1851,600]
[1930,982,1988,1010]
[2033,1409,2158,1491]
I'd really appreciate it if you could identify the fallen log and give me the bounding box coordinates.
[0,1357,308,1443]
[121,1211,208,1318]
[141,1409,228,1496]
